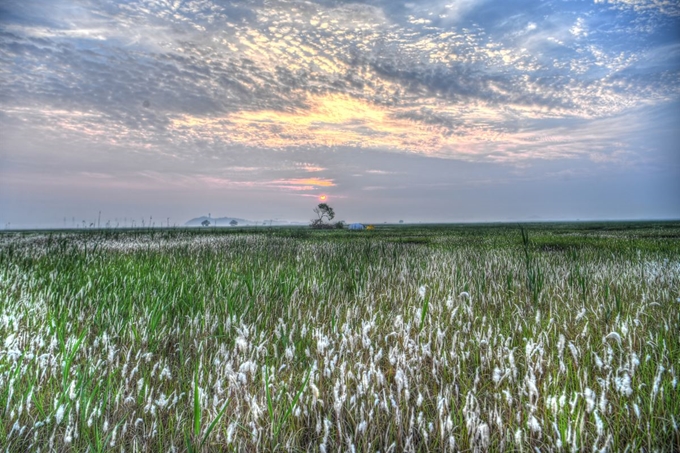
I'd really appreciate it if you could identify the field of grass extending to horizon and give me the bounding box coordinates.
[1,222,679,452]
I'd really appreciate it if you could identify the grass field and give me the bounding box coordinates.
[1,222,679,451]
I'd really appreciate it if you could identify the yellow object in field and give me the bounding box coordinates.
[366,225,375,230]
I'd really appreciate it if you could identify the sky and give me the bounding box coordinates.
[1,0,679,228]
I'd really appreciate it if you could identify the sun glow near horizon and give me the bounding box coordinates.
[169,93,497,156]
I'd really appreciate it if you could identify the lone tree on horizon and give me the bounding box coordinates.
[201,219,211,227]
[230,219,238,226]
[310,203,338,229]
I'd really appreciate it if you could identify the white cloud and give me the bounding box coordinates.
[570,17,588,38]
[597,0,680,17]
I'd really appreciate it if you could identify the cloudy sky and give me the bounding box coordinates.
[1,0,679,227]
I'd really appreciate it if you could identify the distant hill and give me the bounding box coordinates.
[184,216,252,227]
[184,216,305,227]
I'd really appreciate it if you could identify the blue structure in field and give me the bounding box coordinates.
[348,223,364,230]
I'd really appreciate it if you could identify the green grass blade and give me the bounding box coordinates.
[193,370,201,438]
[274,368,311,439]
[200,398,231,448]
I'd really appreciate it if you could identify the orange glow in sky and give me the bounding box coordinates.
[168,94,491,156]
[319,194,327,202]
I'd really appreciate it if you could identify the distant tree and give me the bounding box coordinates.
[310,203,337,229]
[315,203,335,222]
[230,220,238,226]
[201,219,211,227]
[399,220,404,224]
[334,220,346,229]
